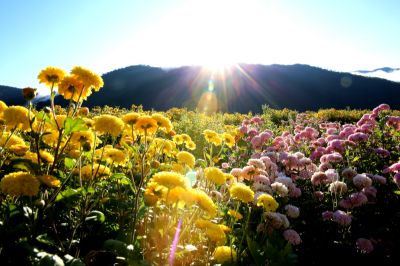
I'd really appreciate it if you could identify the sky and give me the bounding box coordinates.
[0,0,399,90]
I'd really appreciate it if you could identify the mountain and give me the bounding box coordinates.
[0,85,25,106]
[352,67,400,82]
[3,64,400,113]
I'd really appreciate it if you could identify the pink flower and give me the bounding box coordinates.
[314,191,324,201]
[283,229,302,245]
[332,210,352,226]
[322,211,333,221]
[372,175,386,184]
[348,132,368,142]
[341,168,357,180]
[356,238,374,253]
[383,161,400,173]
[221,162,230,169]
[251,135,262,149]
[253,175,270,185]
[251,116,263,124]
[348,192,368,207]
[285,205,300,218]
[239,125,248,134]
[311,172,328,186]
[259,130,273,142]
[372,103,390,115]
[329,181,347,194]
[353,173,372,188]
[289,186,302,198]
[242,165,256,180]
[394,172,400,187]
[230,168,242,178]
[362,186,377,198]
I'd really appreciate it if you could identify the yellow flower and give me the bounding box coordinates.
[37,66,66,87]
[195,189,217,217]
[171,162,185,174]
[9,144,29,156]
[150,171,187,189]
[23,150,54,164]
[122,112,140,126]
[181,134,191,143]
[93,115,124,137]
[185,140,196,150]
[222,133,235,148]
[229,183,254,203]
[227,209,243,220]
[205,225,226,245]
[0,171,40,197]
[256,193,279,212]
[173,134,184,145]
[151,113,173,132]
[42,129,59,147]
[37,175,61,188]
[70,66,104,91]
[3,106,31,130]
[203,129,218,142]
[135,115,158,134]
[54,115,67,129]
[213,246,236,263]
[103,147,127,165]
[0,100,8,118]
[0,133,25,148]
[205,167,225,185]
[176,151,195,168]
[80,164,111,180]
[58,75,91,102]
[69,130,95,150]
[144,182,167,206]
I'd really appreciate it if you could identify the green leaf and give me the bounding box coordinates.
[36,111,52,124]
[394,190,400,195]
[85,210,105,223]
[64,117,88,135]
[64,158,76,170]
[352,156,360,162]
[247,236,264,266]
[55,188,82,202]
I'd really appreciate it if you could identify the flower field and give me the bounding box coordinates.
[1,67,400,266]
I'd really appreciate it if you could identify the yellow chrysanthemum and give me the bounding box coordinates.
[70,66,104,91]
[205,224,226,245]
[229,183,254,203]
[185,140,196,150]
[180,134,191,143]
[37,175,61,188]
[3,106,31,130]
[83,118,94,128]
[135,115,158,134]
[42,129,59,147]
[37,66,66,87]
[69,130,95,150]
[54,115,67,129]
[173,134,184,145]
[144,182,167,206]
[151,113,173,132]
[228,209,243,220]
[150,171,187,189]
[213,246,237,263]
[195,189,217,217]
[205,167,225,185]
[0,134,25,148]
[58,75,91,102]
[9,144,29,156]
[171,162,185,174]
[93,115,124,137]
[256,193,279,212]
[203,129,218,142]
[103,148,127,165]
[23,150,54,164]
[122,112,140,126]
[0,100,7,118]
[80,164,111,180]
[224,173,236,184]
[0,171,40,197]
[222,133,235,148]
[176,151,195,168]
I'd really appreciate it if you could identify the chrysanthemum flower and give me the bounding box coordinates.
[71,66,104,91]
[185,140,196,150]
[176,151,195,168]
[150,171,187,189]
[195,189,217,217]
[229,183,254,203]
[37,66,66,87]
[122,112,140,126]
[37,175,61,188]
[0,100,7,117]
[0,133,25,148]
[227,209,243,220]
[257,193,279,212]
[23,150,54,164]
[69,130,95,150]
[80,164,111,180]
[222,133,235,148]
[213,246,236,263]
[0,171,40,196]
[144,182,167,206]
[173,134,184,145]
[58,75,91,102]
[93,115,124,137]
[135,115,158,134]
[151,113,173,132]
[205,167,225,185]
[103,147,127,165]
[3,106,31,130]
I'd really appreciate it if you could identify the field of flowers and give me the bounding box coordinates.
[1,66,400,266]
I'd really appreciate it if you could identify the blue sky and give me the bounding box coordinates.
[0,0,399,90]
